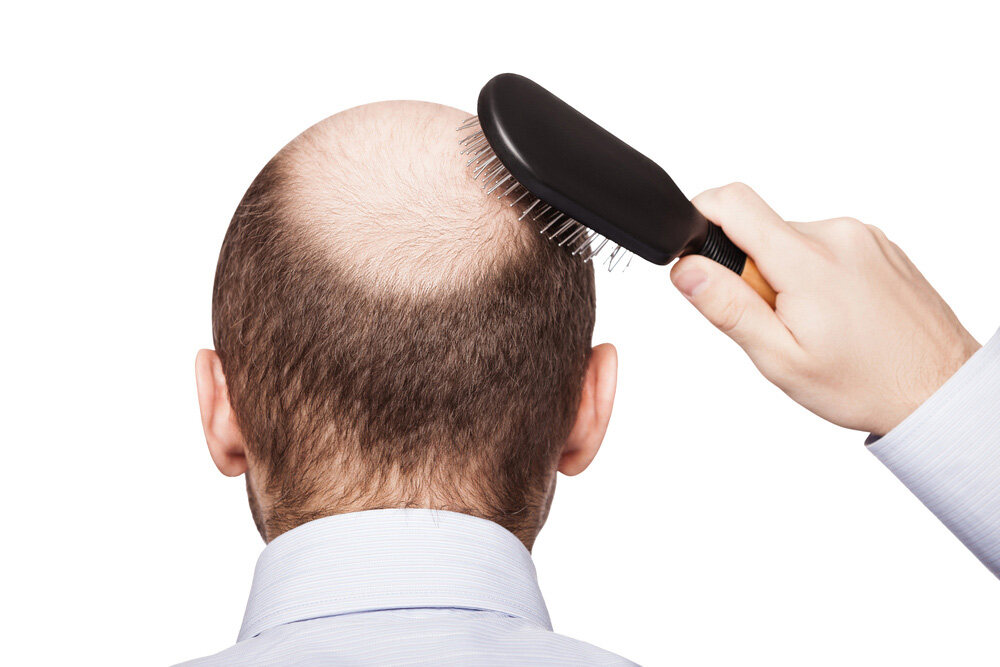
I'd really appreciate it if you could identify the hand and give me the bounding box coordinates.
[670,183,981,435]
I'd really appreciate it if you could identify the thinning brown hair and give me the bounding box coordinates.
[211,103,596,545]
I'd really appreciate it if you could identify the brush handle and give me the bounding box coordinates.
[698,223,777,308]
[740,258,777,308]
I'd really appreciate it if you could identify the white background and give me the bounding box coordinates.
[3,2,998,665]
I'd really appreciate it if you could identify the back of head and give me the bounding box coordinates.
[212,101,596,545]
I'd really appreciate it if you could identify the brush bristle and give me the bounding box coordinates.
[457,116,631,271]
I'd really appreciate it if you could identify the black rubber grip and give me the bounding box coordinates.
[698,223,747,275]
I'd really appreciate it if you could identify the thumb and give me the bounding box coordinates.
[670,254,794,360]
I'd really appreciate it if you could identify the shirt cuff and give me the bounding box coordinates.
[867,327,1000,577]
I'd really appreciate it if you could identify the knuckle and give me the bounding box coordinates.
[772,350,814,385]
[828,217,870,246]
[792,350,824,381]
[693,182,760,216]
[690,189,714,209]
[715,296,746,335]
[696,182,753,208]
[719,181,756,202]
[834,216,863,229]
[866,224,888,241]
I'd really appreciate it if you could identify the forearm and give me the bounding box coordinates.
[868,327,1000,577]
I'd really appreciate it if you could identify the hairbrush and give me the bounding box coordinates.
[457,73,776,306]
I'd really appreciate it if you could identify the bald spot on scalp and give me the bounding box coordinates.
[272,101,534,293]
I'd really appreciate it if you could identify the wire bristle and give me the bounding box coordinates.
[456,116,631,271]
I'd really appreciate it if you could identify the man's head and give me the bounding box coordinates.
[195,101,617,548]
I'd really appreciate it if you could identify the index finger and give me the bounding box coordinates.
[691,183,803,287]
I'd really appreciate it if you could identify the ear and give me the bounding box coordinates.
[558,343,618,476]
[195,349,248,477]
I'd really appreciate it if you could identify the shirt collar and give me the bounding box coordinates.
[238,508,551,640]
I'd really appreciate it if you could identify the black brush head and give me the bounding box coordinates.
[474,73,710,265]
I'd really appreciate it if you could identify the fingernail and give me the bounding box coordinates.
[673,270,708,298]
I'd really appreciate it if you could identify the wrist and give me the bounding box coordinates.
[876,333,981,436]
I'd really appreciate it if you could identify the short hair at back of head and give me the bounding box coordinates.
[211,102,596,544]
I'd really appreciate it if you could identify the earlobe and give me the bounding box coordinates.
[195,349,249,477]
[558,343,618,476]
